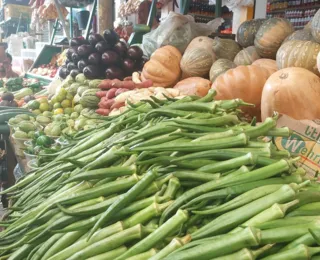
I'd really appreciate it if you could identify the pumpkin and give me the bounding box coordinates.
[173,77,211,97]
[234,46,261,66]
[236,19,266,48]
[311,9,320,43]
[141,45,181,87]
[252,59,277,74]
[318,52,320,74]
[261,67,320,120]
[212,37,242,61]
[180,45,215,79]
[276,40,320,76]
[305,19,312,31]
[209,59,236,82]
[212,65,271,120]
[283,29,314,43]
[185,36,214,51]
[254,18,294,59]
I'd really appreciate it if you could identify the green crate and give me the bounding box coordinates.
[24,73,52,85]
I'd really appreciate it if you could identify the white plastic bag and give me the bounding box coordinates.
[141,12,223,57]
[209,0,253,11]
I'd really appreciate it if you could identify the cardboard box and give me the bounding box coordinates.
[273,115,320,178]
[4,4,31,20]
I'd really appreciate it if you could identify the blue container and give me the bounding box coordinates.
[76,10,89,30]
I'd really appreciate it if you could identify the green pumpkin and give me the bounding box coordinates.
[254,18,294,59]
[311,9,320,43]
[283,29,315,44]
[234,46,261,66]
[236,19,266,48]
[276,40,320,76]
[209,59,236,82]
[212,37,242,61]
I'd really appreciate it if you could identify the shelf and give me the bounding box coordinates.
[267,4,320,13]
[190,13,233,20]
[0,17,30,26]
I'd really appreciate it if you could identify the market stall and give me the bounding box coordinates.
[0,0,320,259]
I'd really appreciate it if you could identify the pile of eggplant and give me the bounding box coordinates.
[60,30,147,80]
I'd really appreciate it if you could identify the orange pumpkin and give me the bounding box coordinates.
[173,77,211,97]
[261,67,320,120]
[212,65,271,120]
[141,45,182,87]
[252,59,277,74]
[317,52,320,74]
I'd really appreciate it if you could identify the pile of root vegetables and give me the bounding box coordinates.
[1,90,320,260]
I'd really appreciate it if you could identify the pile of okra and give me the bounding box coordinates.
[1,89,320,260]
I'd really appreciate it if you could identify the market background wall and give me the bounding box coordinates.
[255,0,267,18]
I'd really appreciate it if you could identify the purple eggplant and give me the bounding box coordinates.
[83,65,102,79]
[72,52,81,63]
[105,66,124,80]
[88,52,102,65]
[88,34,104,47]
[122,58,136,74]
[95,41,112,54]
[78,59,89,72]
[78,44,94,57]
[103,29,119,45]
[114,41,128,57]
[67,62,77,71]
[127,46,143,60]
[70,69,80,78]
[66,47,77,60]
[101,50,120,66]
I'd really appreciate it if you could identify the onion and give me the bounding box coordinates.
[261,67,320,121]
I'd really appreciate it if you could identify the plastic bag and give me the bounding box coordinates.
[141,12,223,57]
[38,0,68,23]
[209,0,253,11]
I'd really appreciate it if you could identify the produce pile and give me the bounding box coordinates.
[0,78,45,108]
[60,31,146,80]
[1,92,320,260]
[30,52,66,79]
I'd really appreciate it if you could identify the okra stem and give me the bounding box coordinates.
[126,248,158,260]
[115,210,189,260]
[86,246,127,260]
[213,244,274,260]
[150,235,191,260]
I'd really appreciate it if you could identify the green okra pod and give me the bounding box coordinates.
[213,244,274,260]
[261,244,320,260]
[164,227,261,260]
[198,153,257,173]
